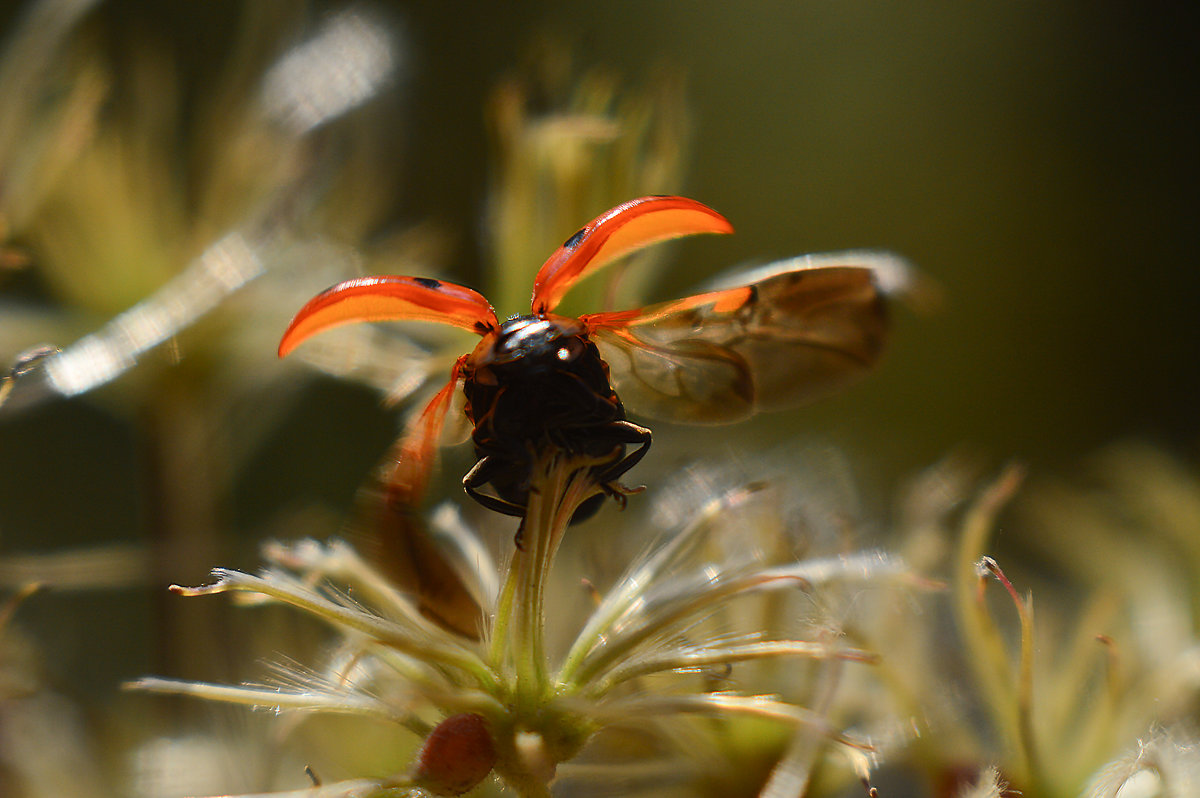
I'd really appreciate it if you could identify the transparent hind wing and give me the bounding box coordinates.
[586,256,901,423]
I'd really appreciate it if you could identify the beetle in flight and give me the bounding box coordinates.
[279,196,907,527]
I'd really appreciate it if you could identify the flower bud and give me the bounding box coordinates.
[412,713,496,796]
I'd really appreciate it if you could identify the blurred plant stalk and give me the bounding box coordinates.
[0,0,105,252]
[486,43,689,316]
[1,584,108,798]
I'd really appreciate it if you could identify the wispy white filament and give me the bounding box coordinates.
[260,8,397,134]
[45,232,264,396]
[25,9,401,402]
[128,676,399,721]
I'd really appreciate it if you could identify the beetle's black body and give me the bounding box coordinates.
[460,315,650,524]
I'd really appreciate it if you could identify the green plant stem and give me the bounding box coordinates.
[979,556,1045,793]
[514,453,595,705]
[953,466,1024,773]
[515,464,555,702]
[489,552,520,673]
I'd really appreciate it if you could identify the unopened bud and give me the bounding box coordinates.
[412,713,496,796]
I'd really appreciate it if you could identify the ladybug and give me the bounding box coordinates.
[280,196,905,526]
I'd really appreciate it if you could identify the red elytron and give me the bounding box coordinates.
[279,196,902,524]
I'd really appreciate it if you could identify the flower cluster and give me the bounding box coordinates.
[133,448,927,796]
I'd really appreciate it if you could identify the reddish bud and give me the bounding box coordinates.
[412,713,496,796]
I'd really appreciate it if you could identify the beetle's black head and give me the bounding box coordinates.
[488,315,587,372]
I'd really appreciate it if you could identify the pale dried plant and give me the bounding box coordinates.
[132,447,927,797]
[485,43,690,316]
[834,446,1200,798]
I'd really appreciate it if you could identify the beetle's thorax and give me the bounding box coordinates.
[463,312,621,438]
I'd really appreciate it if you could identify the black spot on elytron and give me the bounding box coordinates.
[474,320,494,335]
[562,228,587,249]
[414,276,442,289]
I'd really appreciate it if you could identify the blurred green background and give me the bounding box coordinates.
[0,0,1196,780]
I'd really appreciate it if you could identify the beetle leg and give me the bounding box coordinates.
[462,456,527,518]
[598,421,651,512]
[595,421,652,485]
[602,485,629,511]
[601,480,646,509]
